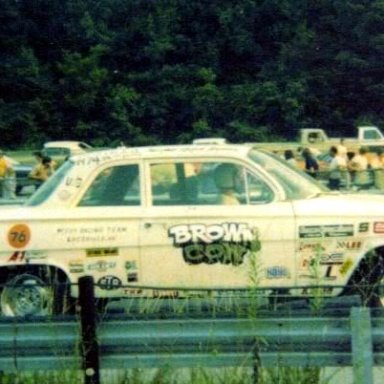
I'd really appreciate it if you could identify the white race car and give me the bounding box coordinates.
[1,143,384,316]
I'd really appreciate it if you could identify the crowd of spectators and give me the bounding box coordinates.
[284,140,384,192]
[0,150,56,199]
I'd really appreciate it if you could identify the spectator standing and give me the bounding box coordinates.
[337,138,348,161]
[32,150,58,170]
[349,146,371,190]
[370,150,384,190]
[327,146,346,190]
[0,150,9,197]
[302,148,319,178]
[3,166,16,199]
[0,150,16,198]
[284,149,298,167]
[336,139,349,188]
[29,156,54,189]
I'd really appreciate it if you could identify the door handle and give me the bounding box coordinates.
[144,222,169,229]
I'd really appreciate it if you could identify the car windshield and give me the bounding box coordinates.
[248,149,328,199]
[25,160,75,206]
[44,148,70,156]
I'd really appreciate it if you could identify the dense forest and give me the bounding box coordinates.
[0,0,383,148]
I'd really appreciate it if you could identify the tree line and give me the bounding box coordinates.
[0,0,383,149]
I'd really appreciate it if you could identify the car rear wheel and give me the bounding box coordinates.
[344,249,384,307]
[375,277,384,307]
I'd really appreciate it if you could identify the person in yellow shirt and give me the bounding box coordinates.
[0,151,7,176]
[29,156,54,189]
[0,150,11,197]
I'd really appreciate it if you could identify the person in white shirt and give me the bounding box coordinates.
[328,146,347,190]
[349,146,371,189]
[337,138,348,161]
[368,150,384,190]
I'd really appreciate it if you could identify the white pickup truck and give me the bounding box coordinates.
[251,126,384,155]
[300,126,384,149]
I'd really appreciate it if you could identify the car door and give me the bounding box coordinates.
[73,162,143,296]
[139,158,296,292]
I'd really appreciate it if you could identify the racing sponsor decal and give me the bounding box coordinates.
[320,253,344,265]
[374,222,384,234]
[24,250,48,260]
[340,258,354,276]
[57,226,126,244]
[300,252,344,269]
[87,260,116,272]
[336,240,362,250]
[168,223,261,265]
[69,261,84,273]
[7,224,31,249]
[97,275,122,290]
[358,222,369,233]
[324,266,337,280]
[299,224,353,239]
[266,266,290,279]
[65,176,83,188]
[123,288,143,296]
[127,272,138,282]
[75,153,114,167]
[86,248,119,257]
[299,240,362,252]
[298,239,349,280]
[8,250,49,264]
[8,251,25,263]
[299,243,325,252]
[125,261,137,270]
[153,289,179,298]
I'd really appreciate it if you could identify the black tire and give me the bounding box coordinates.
[343,249,384,307]
[1,273,53,317]
[0,267,73,317]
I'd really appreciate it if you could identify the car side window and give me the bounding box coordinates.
[150,161,273,206]
[212,164,274,205]
[243,169,274,204]
[78,164,140,206]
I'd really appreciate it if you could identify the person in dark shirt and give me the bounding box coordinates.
[302,148,319,178]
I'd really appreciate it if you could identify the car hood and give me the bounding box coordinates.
[292,191,384,218]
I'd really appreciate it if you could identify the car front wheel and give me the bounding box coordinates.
[1,273,53,317]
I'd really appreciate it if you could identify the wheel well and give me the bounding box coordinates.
[342,247,384,302]
[0,265,69,287]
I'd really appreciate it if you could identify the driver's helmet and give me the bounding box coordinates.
[214,163,238,190]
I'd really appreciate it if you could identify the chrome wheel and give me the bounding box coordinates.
[1,274,53,317]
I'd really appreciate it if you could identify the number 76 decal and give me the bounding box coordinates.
[7,224,31,249]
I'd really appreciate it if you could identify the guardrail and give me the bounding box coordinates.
[0,277,383,384]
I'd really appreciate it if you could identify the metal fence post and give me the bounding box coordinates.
[79,276,100,384]
[350,307,374,384]
[252,342,261,384]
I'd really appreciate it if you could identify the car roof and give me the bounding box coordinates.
[72,143,254,163]
[44,141,90,149]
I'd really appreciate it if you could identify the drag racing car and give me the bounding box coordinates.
[0,142,383,316]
